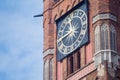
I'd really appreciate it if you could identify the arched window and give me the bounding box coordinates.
[50,58,53,80]
[110,24,116,51]
[94,23,118,67]
[95,26,100,53]
[44,60,49,80]
[94,23,109,67]
[101,23,109,50]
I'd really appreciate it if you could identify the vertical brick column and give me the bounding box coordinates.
[81,46,86,67]
[43,0,54,51]
[43,0,55,80]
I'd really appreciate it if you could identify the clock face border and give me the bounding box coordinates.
[56,0,89,61]
[57,9,87,54]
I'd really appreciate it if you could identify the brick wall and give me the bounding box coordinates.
[43,0,120,80]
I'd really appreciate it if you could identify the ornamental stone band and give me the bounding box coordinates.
[92,13,117,23]
[43,49,54,57]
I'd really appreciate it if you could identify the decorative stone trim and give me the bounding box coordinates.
[43,49,54,57]
[94,50,117,56]
[97,64,105,77]
[94,50,119,68]
[117,56,120,69]
[92,13,117,23]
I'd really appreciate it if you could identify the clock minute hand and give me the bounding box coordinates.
[57,31,72,42]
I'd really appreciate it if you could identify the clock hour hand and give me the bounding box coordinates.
[57,31,72,42]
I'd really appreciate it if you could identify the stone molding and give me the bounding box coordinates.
[92,13,117,23]
[94,50,119,68]
[43,49,54,57]
[97,64,105,77]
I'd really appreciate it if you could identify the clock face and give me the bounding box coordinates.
[57,9,87,54]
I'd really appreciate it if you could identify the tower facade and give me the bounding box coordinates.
[43,0,120,80]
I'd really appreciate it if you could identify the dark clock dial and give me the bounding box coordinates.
[57,9,87,54]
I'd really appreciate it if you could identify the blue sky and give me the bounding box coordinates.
[0,0,43,80]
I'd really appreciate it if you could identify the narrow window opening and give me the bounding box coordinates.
[70,55,73,73]
[77,51,81,69]
[67,49,81,75]
[67,55,74,75]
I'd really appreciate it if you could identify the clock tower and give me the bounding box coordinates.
[43,0,120,80]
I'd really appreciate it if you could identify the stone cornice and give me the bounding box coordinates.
[92,13,117,24]
[43,49,54,57]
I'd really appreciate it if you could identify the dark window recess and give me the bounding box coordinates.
[67,55,74,75]
[77,51,81,69]
[67,50,81,75]
[70,56,74,73]
[54,0,59,2]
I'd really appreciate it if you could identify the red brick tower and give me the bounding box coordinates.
[43,0,120,80]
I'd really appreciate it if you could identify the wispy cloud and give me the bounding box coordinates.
[0,0,43,80]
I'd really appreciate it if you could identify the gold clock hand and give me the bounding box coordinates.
[57,31,72,42]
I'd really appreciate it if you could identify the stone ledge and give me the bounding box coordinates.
[43,49,54,57]
[92,13,117,23]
